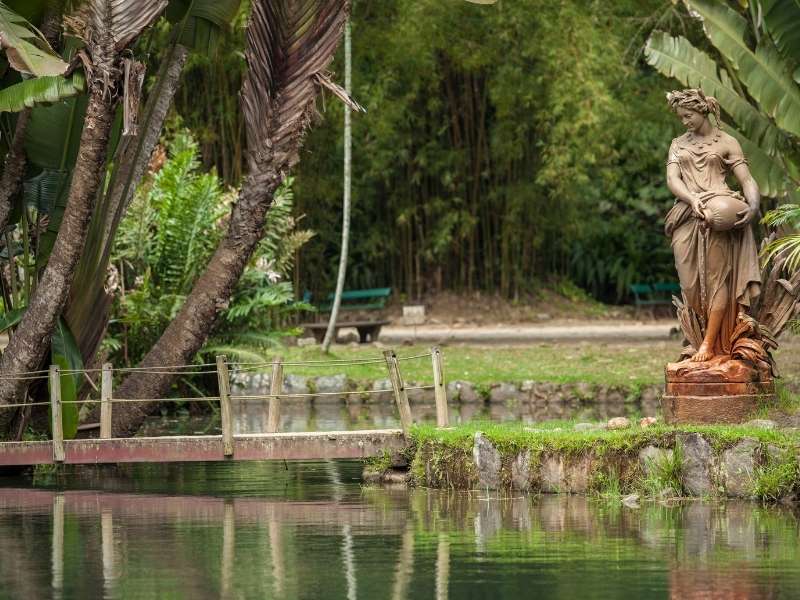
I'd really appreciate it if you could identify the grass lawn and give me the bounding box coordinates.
[273,336,800,389]
[410,420,800,453]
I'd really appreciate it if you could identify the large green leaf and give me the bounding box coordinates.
[686,0,800,137]
[644,31,780,150]
[0,2,67,76]
[24,95,87,171]
[0,71,85,112]
[727,126,789,198]
[166,0,243,54]
[49,318,82,440]
[761,0,800,65]
[23,96,84,267]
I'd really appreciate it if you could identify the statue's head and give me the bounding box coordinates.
[666,88,720,132]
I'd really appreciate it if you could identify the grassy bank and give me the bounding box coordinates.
[276,337,800,389]
[279,341,677,386]
[400,421,800,502]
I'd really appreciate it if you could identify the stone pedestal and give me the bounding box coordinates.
[662,356,774,424]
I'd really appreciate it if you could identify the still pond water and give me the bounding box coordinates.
[1,458,799,599]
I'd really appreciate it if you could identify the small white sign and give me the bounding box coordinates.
[402,305,426,325]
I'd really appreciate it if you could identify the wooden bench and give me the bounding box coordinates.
[629,282,680,316]
[301,287,392,343]
[301,320,390,344]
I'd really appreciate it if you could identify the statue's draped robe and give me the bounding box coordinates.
[665,133,761,355]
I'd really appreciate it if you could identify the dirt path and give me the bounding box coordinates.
[377,320,678,344]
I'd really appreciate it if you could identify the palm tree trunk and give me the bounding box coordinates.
[65,44,190,363]
[0,109,31,234]
[0,85,115,432]
[107,170,281,436]
[322,19,352,352]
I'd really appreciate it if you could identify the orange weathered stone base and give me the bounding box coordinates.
[662,355,775,425]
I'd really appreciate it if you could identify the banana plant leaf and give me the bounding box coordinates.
[686,0,800,138]
[0,2,67,76]
[644,31,781,151]
[0,71,85,112]
[727,126,791,199]
[24,95,87,171]
[23,93,123,269]
[762,0,800,65]
[48,317,82,440]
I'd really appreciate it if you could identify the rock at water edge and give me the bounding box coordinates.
[721,438,759,498]
[638,445,674,478]
[511,450,531,491]
[473,432,502,490]
[677,432,714,496]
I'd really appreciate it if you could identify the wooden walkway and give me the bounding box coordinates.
[0,429,406,466]
[0,348,448,468]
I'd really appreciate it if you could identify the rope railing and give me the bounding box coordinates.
[0,351,434,380]
[0,347,449,463]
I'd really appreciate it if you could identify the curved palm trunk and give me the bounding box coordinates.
[321,19,352,353]
[109,170,280,436]
[100,0,353,437]
[0,85,115,431]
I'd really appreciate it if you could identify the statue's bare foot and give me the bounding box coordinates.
[691,343,714,362]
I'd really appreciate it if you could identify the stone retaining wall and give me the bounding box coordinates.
[232,372,663,414]
[402,431,800,502]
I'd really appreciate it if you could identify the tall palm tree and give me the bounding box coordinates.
[0,0,168,432]
[107,0,358,436]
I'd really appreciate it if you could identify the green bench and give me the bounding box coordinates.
[301,287,392,343]
[317,287,392,312]
[629,282,680,316]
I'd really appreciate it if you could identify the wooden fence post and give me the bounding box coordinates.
[49,365,64,463]
[431,347,448,428]
[267,356,283,433]
[383,350,412,435]
[100,362,113,439]
[217,355,234,457]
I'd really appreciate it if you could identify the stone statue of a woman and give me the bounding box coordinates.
[665,88,762,362]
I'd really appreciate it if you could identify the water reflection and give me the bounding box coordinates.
[1,462,798,599]
[138,398,657,437]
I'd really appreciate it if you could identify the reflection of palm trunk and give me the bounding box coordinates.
[342,524,357,600]
[102,509,115,595]
[436,533,450,600]
[268,514,285,596]
[391,521,415,600]
[221,502,235,600]
[52,494,64,600]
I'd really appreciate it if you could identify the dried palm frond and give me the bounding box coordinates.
[241,0,351,176]
[673,294,704,352]
[313,71,365,112]
[86,0,169,53]
[756,235,800,339]
[73,0,167,92]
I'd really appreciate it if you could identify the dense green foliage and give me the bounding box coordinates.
[108,131,312,366]
[169,0,686,303]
